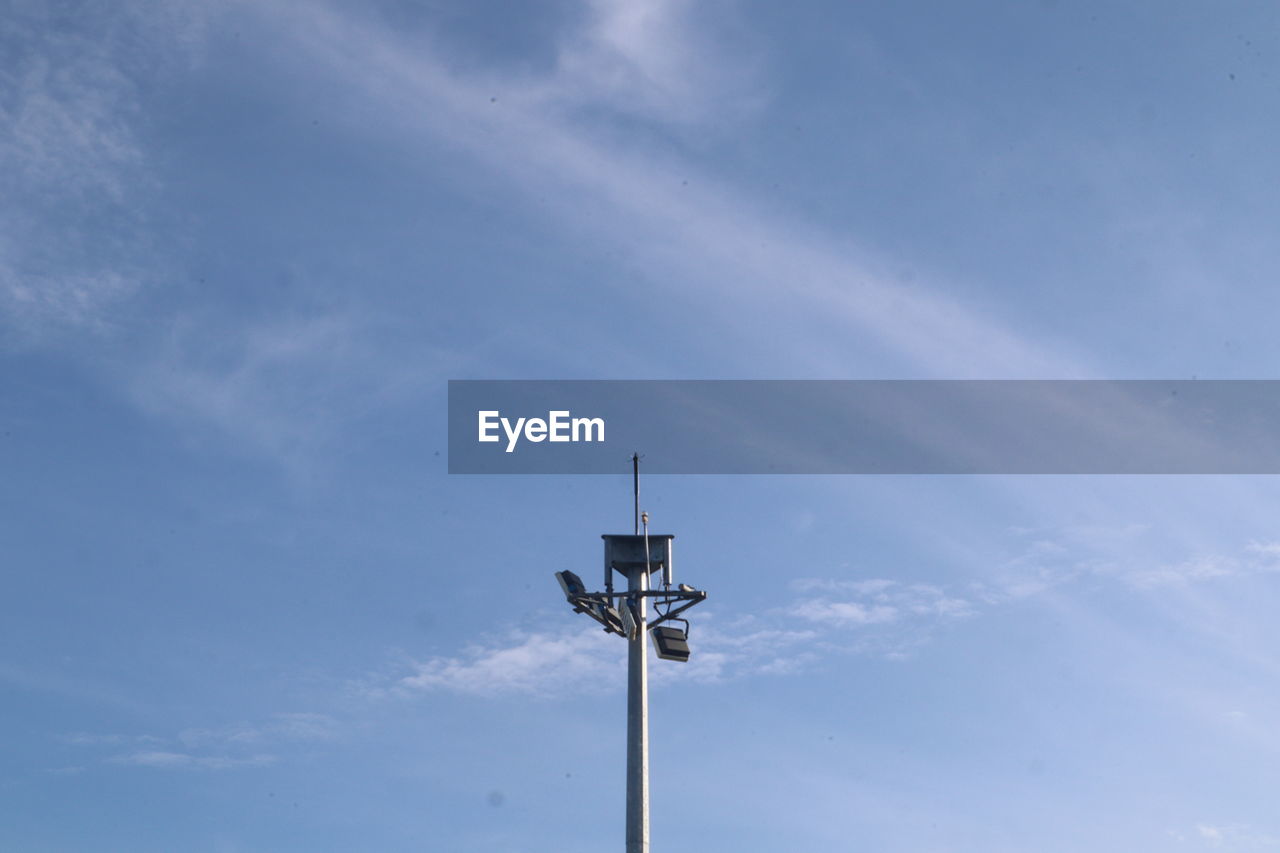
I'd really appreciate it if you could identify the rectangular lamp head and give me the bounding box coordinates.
[651,626,691,662]
[555,570,587,602]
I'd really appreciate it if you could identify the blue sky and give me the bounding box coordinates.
[6,1,1280,850]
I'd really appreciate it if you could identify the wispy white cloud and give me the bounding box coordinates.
[180,712,341,747]
[1180,822,1280,850]
[0,2,204,340]
[962,525,1280,609]
[790,599,899,626]
[263,0,1083,379]
[387,622,764,697]
[109,750,277,771]
[60,732,162,747]
[123,311,452,462]
[66,712,338,772]
[1244,540,1280,565]
[128,313,365,458]
[0,262,141,336]
[1125,553,1240,589]
[396,628,624,698]
[44,765,86,776]
[5,0,1092,462]
[269,711,342,741]
[647,620,823,684]
[790,577,975,626]
[1,7,143,201]
[1027,530,1280,594]
[540,0,764,127]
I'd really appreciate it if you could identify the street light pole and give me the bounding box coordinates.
[553,456,706,852]
[627,451,649,852]
[626,557,649,853]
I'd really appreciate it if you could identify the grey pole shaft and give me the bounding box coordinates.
[626,566,649,853]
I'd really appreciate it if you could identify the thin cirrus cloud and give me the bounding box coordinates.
[395,628,625,698]
[126,313,374,459]
[108,751,277,770]
[537,0,767,126]
[269,0,1084,380]
[1167,821,1280,850]
[5,0,1094,459]
[64,712,339,771]
[1149,539,1280,589]
[789,578,975,626]
[0,2,205,340]
[390,625,736,698]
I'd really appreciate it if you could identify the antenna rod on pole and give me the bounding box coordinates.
[633,453,640,535]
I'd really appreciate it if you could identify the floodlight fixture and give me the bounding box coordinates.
[555,570,587,602]
[651,625,691,662]
[557,569,630,635]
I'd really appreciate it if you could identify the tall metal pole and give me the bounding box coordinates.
[626,452,649,853]
[633,453,640,536]
[626,563,649,852]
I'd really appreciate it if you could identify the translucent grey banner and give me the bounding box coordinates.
[447,380,1280,474]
